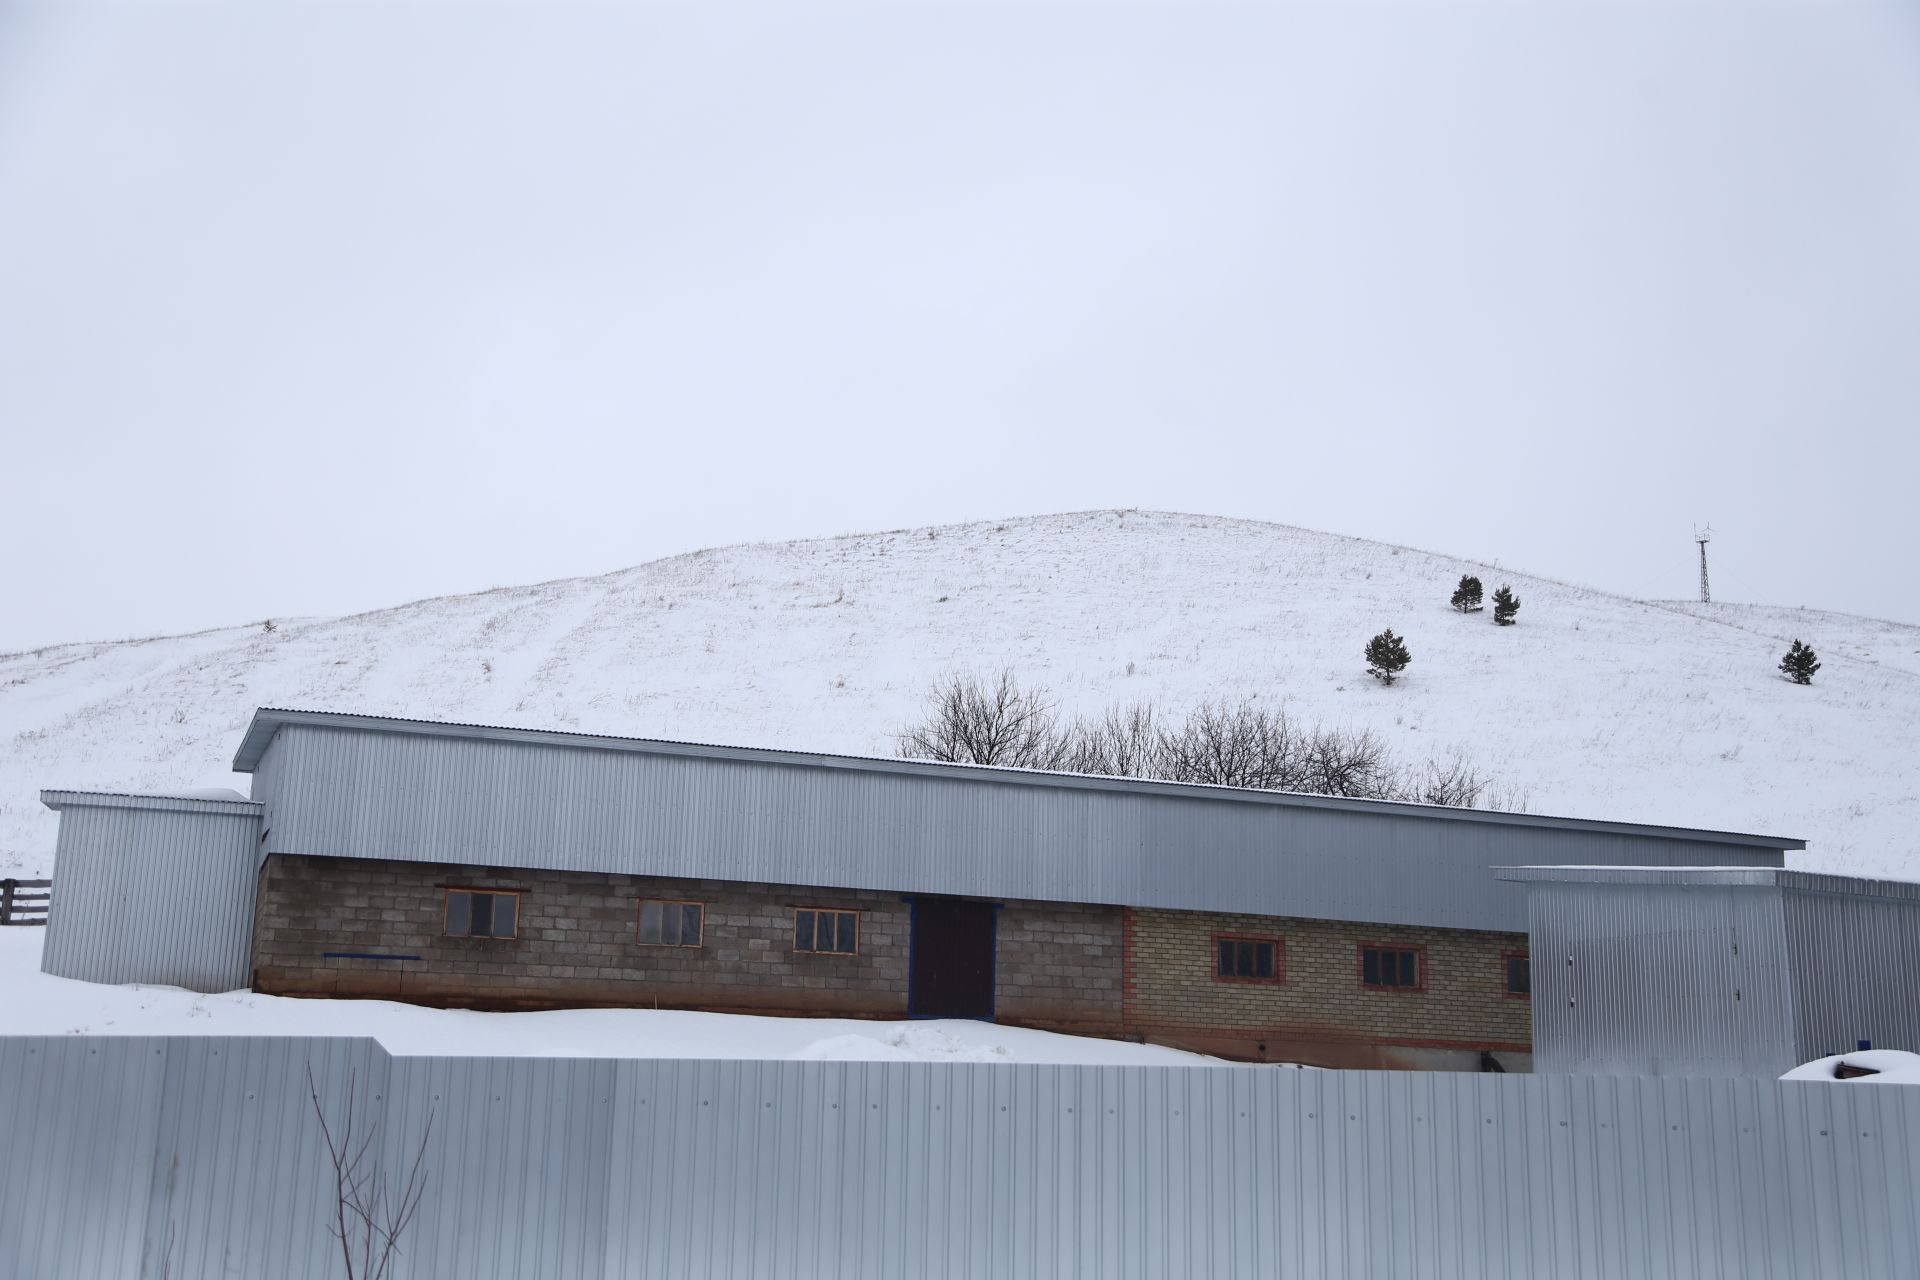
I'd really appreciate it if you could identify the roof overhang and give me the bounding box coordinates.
[230,707,1806,851]
[41,789,264,818]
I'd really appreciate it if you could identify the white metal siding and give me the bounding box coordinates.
[1526,883,1798,1077]
[255,725,1782,933]
[2,1036,1916,1280]
[1783,889,1920,1061]
[40,800,262,991]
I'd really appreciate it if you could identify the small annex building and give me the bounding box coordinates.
[38,709,1802,1069]
[1499,865,1920,1078]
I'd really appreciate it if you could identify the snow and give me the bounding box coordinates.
[1658,601,1920,682]
[4,510,1912,884]
[0,927,1216,1065]
[4,509,1913,1052]
[1781,1049,1920,1085]
[141,787,252,802]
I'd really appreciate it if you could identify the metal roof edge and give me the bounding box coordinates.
[231,708,1805,850]
[1495,865,1783,885]
[41,789,265,817]
[1495,865,1920,900]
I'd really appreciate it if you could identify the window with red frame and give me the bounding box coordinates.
[1215,937,1279,982]
[1361,944,1421,990]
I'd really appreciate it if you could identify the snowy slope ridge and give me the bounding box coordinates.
[3,509,1915,880]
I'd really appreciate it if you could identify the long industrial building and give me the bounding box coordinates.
[38,707,1805,1069]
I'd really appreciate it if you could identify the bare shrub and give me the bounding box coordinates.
[1297,725,1400,799]
[1149,707,1399,799]
[1056,703,1165,778]
[1404,748,1491,808]
[1483,779,1531,813]
[896,674,1505,808]
[894,669,1064,768]
[307,1067,434,1280]
[1155,700,1302,790]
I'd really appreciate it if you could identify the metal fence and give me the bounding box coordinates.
[2,1037,1915,1279]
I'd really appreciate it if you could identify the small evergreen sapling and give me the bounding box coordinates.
[1450,575,1484,613]
[1491,585,1520,626]
[1779,640,1820,685]
[1365,629,1411,685]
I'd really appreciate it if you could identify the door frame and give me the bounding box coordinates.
[902,896,1003,1021]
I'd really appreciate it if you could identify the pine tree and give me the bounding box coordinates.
[1365,628,1412,685]
[1450,575,1484,613]
[1779,639,1820,685]
[1491,585,1520,626]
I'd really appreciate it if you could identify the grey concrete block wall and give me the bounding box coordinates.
[995,901,1124,1032]
[254,855,1126,1030]
[253,854,915,1015]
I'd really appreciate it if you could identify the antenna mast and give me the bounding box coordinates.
[1694,525,1712,604]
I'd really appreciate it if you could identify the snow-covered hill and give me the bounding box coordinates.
[4,509,1915,880]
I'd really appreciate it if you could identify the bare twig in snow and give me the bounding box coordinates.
[307,1065,434,1280]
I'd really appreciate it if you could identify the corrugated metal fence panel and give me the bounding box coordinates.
[40,802,262,991]
[0,1037,390,1280]
[1782,887,1920,1062]
[1526,883,1798,1077]
[0,1038,165,1278]
[4,1037,1918,1280]
[145,1037,389,1279]
[256,725,1780,933]
[397,1054,617,1277]
[593,1063,1920,1280]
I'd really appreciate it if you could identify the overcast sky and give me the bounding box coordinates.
[2,0,1916,651]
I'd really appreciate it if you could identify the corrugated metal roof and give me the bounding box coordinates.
[248,722,1786,932]
[1497,865,1920,899]
[40,789,265,817]
[230,707,1804,850]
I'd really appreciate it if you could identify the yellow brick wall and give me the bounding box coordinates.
[1125,907,1530,1050]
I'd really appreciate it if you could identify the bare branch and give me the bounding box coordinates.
[308,1064,435,1280]
[894,670,1063,768]
[1057,703,1165,778]
[1409,749,1490,808]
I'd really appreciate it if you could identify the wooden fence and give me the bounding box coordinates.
[0,879,49,926]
